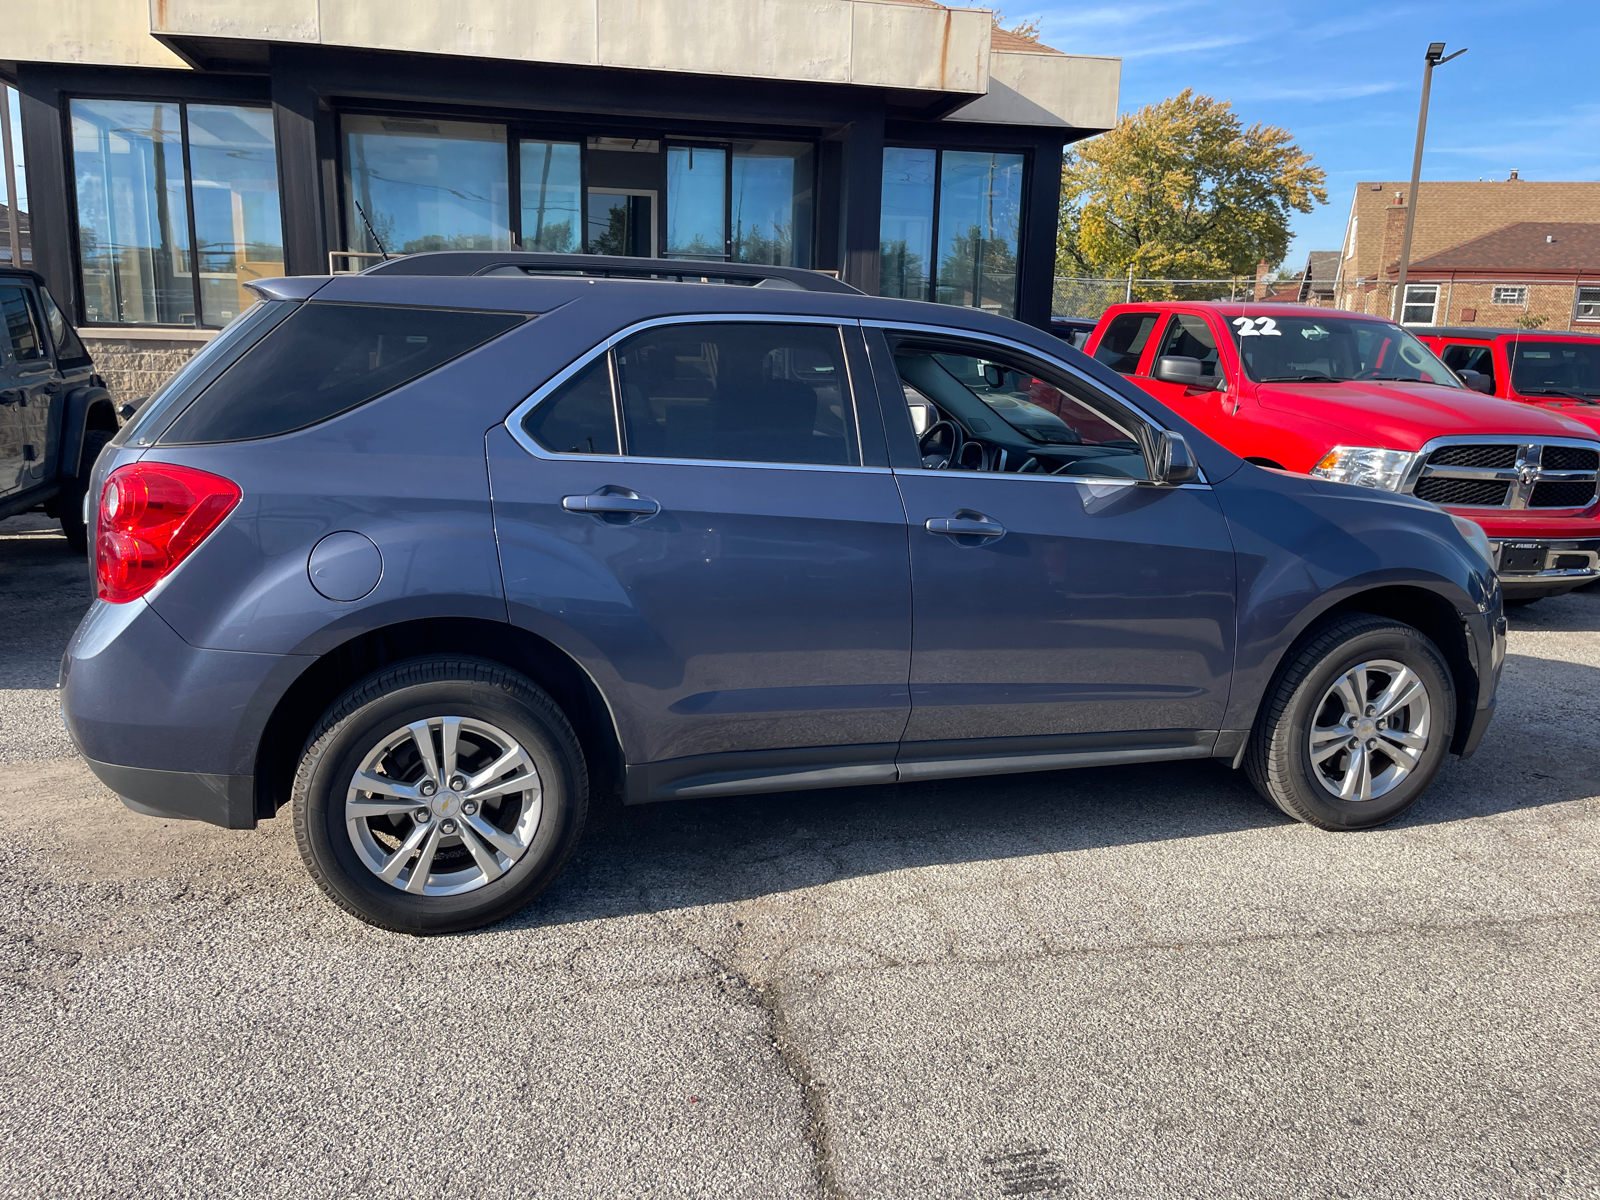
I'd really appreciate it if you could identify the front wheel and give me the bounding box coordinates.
[291,657,588,934]
[1245,615,1454,830]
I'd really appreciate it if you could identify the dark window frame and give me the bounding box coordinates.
[879,142,1033,315]
[62,94,283,331]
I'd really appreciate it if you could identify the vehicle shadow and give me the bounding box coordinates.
[0,515,92,690]
[1505,583,1600,634]
[513,643,1599,931]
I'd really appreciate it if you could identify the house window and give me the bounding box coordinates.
[1492,286,1526,305]
[1577,287,1600,323]
[71,99,284,327]
[1400,283,1438,326]
[878,147,1027,318]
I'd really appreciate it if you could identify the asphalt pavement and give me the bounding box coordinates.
[2,511,1597,1199]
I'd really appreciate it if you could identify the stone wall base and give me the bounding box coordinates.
[77,330,215,405]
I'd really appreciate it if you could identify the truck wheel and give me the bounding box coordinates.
[1245,615,1454,831]
[58,428,114,553]
[291,657,589,934]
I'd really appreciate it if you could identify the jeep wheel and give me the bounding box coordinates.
[59,428,114,554]
[1245,615,1454,831]
[292,657,588,934]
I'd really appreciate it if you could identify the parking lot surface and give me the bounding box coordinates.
[2,510,1597,1199]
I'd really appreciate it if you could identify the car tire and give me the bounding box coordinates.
[58,428,114,554]
[291,656,589,934]
[1245,614,1454,831]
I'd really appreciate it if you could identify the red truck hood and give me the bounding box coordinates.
[1255,379,1597,449]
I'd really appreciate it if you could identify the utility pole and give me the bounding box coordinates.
[1394,41,1467,321]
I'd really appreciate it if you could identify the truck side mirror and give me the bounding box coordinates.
[1457,369,1495,395]
[1152,431,1200,485]
[1154,355,1208,388]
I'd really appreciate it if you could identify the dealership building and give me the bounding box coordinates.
[3,0,1119,397]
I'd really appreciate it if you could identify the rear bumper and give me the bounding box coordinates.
[1490,538,1600,596]
[61,597,313,829]
[84,757,256,829]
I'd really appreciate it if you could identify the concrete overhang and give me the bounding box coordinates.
[6,0,1119,131]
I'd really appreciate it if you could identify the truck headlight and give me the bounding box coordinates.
[1310,446,1419,492]
[1449,514,1496,573]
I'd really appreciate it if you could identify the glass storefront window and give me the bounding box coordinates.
[519,140,581,253]
[881,147,1027,317]
[935,151,1025,318]
[188,104,284,327]
[344,116,511,256]
[731,141,813,268]
[71,100,195,325]
[879,147,936,301]
[666,145,727,260]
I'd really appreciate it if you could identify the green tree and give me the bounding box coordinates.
[1058,89,1326,281]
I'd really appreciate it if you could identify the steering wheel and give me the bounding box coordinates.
[919,420,964,469]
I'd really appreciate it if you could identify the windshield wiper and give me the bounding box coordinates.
[1366,375,1427,382]
[1257,374,1343,382]
[1521,387,1599,404]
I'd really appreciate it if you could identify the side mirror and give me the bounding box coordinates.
[1458,369,1495,395]
[981,362,1005,388]
[1152,431,1200,485]
[1154,355,1208,388]
[116,395,149,422]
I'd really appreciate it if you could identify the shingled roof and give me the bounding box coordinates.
[1397,222,1600,275]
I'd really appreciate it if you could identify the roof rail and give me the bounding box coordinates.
[361,251,864,295]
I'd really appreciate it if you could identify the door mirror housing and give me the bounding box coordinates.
[1457,369,1495,395]
[1152,430,1200,485]
[981,362,1005,388]
[1154,355,1209,388]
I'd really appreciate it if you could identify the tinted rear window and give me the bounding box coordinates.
[159,302,525,444]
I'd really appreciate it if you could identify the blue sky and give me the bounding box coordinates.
[1012,0,1599,268]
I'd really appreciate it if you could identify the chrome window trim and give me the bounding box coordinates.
[1402,433,1600,510]
[891,468,1212,491]
[861,317,1211,487]
[504,312,876,473]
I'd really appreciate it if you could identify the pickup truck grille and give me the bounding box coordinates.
[1408,440,1600,511]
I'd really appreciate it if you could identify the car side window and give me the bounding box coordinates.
[522,356,620,455]
[38,287,91,368]
[612,322,859,466]
[1092,312,1158,375]
[1155,314,1221,380]
[1441,343,1496,389]
[893,339,1149,480]
[0,286,48,367]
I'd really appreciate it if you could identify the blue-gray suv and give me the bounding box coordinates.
[61,253,1507,933]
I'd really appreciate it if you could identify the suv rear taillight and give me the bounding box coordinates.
[96,463,241,603]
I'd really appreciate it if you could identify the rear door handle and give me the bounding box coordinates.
[562,491,661,518]
[925,515,1005,539]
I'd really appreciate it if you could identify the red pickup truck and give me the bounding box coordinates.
[1083,302,1600,600]
[1416,327,1600,429]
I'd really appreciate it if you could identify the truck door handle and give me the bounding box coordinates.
[562,490,661,518]
[925,515,1006,539]
[0,390,19,405]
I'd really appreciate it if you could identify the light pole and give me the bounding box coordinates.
[1394,41,1467,322]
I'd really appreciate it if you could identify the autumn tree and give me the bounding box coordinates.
[1058,89,1326,281]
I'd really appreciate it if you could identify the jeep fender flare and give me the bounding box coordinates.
[59,385,118,480]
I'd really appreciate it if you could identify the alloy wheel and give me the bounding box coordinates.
[1307,659,1432,803]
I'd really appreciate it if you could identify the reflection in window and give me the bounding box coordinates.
[2,84,28,268]
[188,105,284,327]
[935,151,1025,318]
[731,141,813,268]
[343,116,511,256]
[519,140,581,253]
[71,100,194,325]
[666,145,726,260]
[879,148,935,301]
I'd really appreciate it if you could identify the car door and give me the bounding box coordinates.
[0,320,20,498]
[865,323,1236,771]
[489,316,913,795]
[1437,340,1499,395]
[0,281,62,491]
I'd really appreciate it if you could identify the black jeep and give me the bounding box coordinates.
[0,267,118,549]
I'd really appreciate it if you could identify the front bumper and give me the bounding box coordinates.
[1489,538,1600,597]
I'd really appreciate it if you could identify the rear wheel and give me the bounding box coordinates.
[292,657,588,934]
[58,428,114,554]
[1245,615,1454,830]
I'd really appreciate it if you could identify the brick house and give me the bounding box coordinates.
[1389,222,1600,330]
[1331,173,1600,328]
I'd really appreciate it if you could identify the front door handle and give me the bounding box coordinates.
[925,514,1006,540]
[562,490,661,519]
